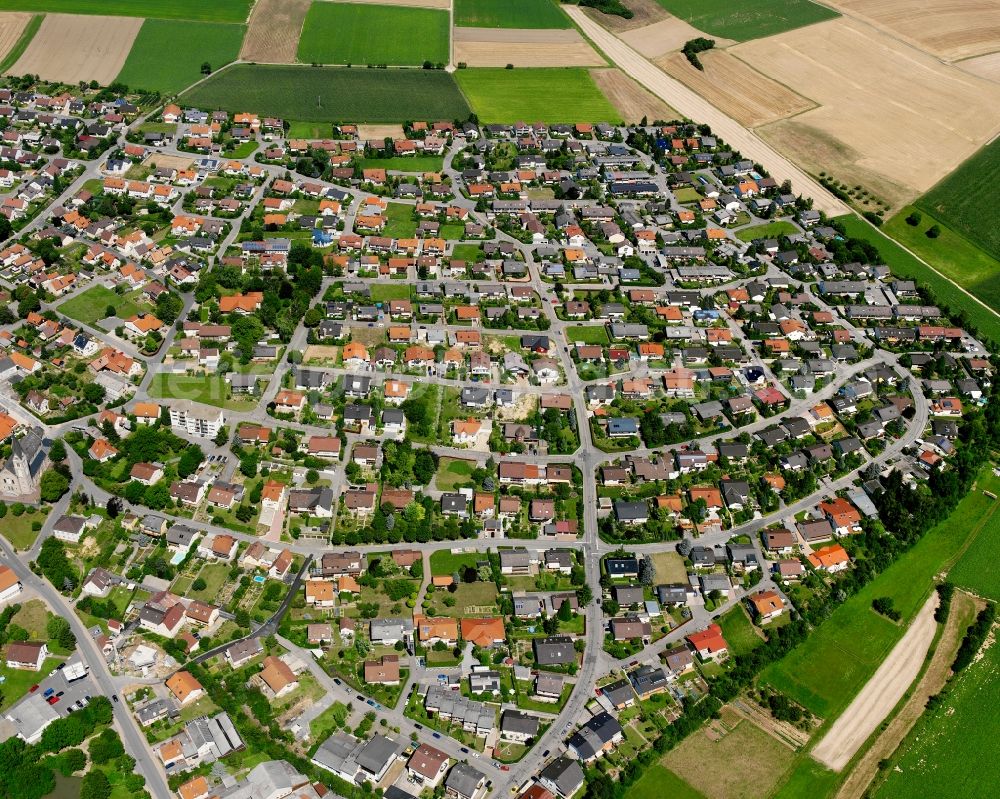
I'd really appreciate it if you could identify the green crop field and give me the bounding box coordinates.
[653,0,837,41]
[882,207,1000,317]
[947,491,1000,601]
[117,20,245,94]
[916,138,1000,263]
[762,468,1000,719]
[455,0,570,29]
[297,3,449,66]
[873,635,1000,798]
[181,65,470,123]
[455,68,617,124]
[0,0,252,22]
[836,215,1000,345]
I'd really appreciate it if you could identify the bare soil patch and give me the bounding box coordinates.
[735,16,1000,206]
[242,0,311,63]
[621,16,734,58]
[956,50,1000,82]
[0,12,31,63]
[811,592,939,771]
[144,153,195,171]
[357,123,406,140]
[825,0,1000,61]
[304,344,339,363]
[10,13,141,83]
[583,0,667,32]
[656,49,813,127]
[834,590,983,799]
[454,27,604,67]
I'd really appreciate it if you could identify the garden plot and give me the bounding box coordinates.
[9,13,142,83]
[241,0,310,63]
[454,27,604,67]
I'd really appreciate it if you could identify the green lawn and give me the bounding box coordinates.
[717,606,763,657]
[873,632,1000,799]
[762,467,1000,719]
[369,284,412,302]
[286,121,333,139]
[947,492,1000,601]
[735,220,799,242]
[182,65,471,123]
[455,68,618,124]
[357,155,445,173]
[435,457,476,492]
[630,764,706,799]
[382,202,418,239]
[0,12,40,73]
[882,206,1000,318]
[565,325,610,345]
[836,215,1000,345]
[116,20,244,94]
[148,373,257,411]
[0,0,252,22]
[297,3,449,66]
[652,0,838,41]
[915,136,1000,263]
[455,0,570,28]
[1,508,49,551]
[429,549,482,577]
[189,563,230,601]
[58,285,141,328]
[770,757,840,799]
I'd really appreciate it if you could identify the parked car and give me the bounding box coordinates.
[432,732,442,739]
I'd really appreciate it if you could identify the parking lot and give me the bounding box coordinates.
[18,654,100,718]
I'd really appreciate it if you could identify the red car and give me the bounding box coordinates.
[29,685,39,693]
[47,696,59,705]
[500,766,510,772]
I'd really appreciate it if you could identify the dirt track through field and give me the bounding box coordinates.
[9,13,141,83]
[834,590,982,799]
[590,68,677,123]
[811,592,939,771]
[564,5,849,216]
[824,0,1000,61]
[241,0,311,63]
[656,49,813,127]
[0,12,31,64]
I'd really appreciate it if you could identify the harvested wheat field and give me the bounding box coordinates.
[655,49,813,127]
[9,13,142,83]
[454,27,604,67]
[734,17,1000,205]
[825,0,1000,61]
[583,0,666,32]
[591,68,677,122]
[241,0,310,63]
[0,12,31,63]
[957,50,1000,82]
[622,15,734,58]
